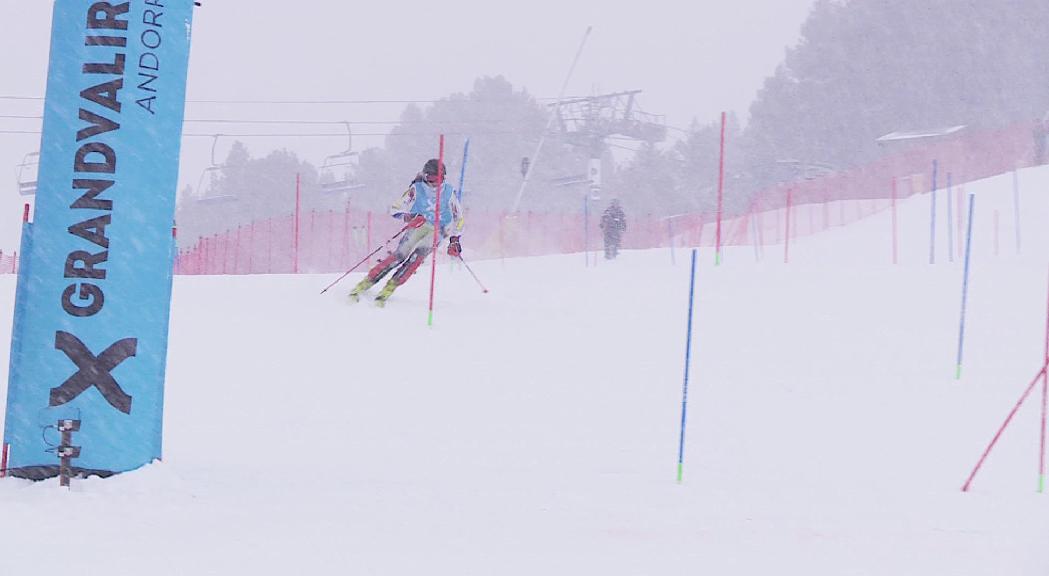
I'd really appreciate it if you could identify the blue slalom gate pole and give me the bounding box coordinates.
[456,138,470,203]
[677,249,699,483]
[956,194,976,379]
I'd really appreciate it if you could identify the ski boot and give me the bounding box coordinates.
[373,282,397,307]
[348,278,376,303]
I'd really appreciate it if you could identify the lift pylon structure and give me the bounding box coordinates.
[550,90,666,199]
[554,90,667,151]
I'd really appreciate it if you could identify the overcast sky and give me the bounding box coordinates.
[0,0,816,246]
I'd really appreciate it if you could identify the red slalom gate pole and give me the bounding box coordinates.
[1,443,8,478]
[962,363,1049,492]
[427,135,445,326]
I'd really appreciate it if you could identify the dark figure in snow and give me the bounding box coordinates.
[349,159,464,306]
[600,199,627,260]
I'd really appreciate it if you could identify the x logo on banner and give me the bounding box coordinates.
[50,331,137,414]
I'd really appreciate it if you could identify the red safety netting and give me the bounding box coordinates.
[169,120,1049,274]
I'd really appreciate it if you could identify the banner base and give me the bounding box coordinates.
[5,465,116,481]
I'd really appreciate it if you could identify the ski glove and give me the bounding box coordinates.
[447,236,462,257]
[405,214,427,228]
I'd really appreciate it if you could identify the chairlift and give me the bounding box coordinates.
[549,174,590,187]
[549,171,601,201]
[16,151,39,196]
[196,135,237,204]
[319,122,363,193]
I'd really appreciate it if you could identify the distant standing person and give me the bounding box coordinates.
[600,198,627,260]
[348,159,464,306]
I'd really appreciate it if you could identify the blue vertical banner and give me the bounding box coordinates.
[3,0,195,479]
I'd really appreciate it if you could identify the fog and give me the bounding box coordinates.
[0,0,815,246]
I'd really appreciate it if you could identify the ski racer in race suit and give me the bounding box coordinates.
[349,158,465,305]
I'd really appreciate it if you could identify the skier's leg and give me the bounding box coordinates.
[349,233,416,297]
[375,243,434,303]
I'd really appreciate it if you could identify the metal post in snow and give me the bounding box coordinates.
[715,111,726,266]
[677,248,699,484]
[956,194,976,380]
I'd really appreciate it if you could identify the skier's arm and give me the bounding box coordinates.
[389,184,416,221]
[445,189,465,237]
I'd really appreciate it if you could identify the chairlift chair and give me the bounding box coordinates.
[195,135,237,204]
[16,151,39,196]
[319,122,364,193]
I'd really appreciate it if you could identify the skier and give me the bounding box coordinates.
[599,198,627,259]
[349,159,464,306]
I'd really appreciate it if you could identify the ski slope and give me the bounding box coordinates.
[1,167,1049,575]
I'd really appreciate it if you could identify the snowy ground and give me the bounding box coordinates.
[2,167,1049,575]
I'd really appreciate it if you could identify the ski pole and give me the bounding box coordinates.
[319,224,409,294]
[458,255,489,293]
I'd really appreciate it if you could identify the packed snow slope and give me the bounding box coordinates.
[2,166,1049,575]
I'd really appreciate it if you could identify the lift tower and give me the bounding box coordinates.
[551,90,667,199]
